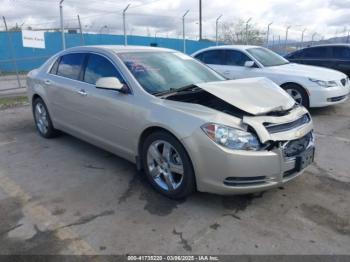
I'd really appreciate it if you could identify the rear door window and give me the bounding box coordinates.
[50,57,60,74]
[57,53,85,80]
[83,54,123,85]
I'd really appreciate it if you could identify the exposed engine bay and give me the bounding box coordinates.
[164,88,251,118]
[162,84,312,149]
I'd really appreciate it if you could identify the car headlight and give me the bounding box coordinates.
[201,123,261,151]
[309,78,337,88]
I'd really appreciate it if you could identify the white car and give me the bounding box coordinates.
[192,45,350,108]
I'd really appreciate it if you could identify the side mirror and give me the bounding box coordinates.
[96,77,128,93]
[244,61,255,68]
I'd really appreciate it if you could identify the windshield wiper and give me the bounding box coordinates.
[154,84,199,97]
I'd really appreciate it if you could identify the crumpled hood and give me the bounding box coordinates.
[269,63,346,80]
[196,77,295,115]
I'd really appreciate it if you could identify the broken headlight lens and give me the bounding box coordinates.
[309,78,337,88]
[201,123,261,151]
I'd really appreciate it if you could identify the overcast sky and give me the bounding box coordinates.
[1,0,350,41]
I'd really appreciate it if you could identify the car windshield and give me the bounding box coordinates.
[117,51,225,95]
[247,47,289,67]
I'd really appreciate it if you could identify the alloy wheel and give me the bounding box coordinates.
[286,88,303,105]
[34,102,49,135]
[146,140,184,191]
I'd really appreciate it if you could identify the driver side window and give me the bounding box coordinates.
[83,54,123,85]
[224,50,252,66]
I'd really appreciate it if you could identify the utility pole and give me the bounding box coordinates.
[347,30,350,43]
[215,14,222,46]
[2,16,21,88]
[266,22,273,47]
[77,14,84,45]
[285,25,291,53]
[182,10,190,53]
[123,4,131,46]
[59,0,65,50]
[245,17,252,45]
[300,28,306,49]
[272,35,275,49]
[199,0,202,40]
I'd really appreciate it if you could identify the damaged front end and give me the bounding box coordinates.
[243,106,314,181]
[164,78,315,190]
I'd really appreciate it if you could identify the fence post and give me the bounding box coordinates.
[77,14,84,45]
[301,28,307,49]
[182,10,190,53]
[59,0,66,50]
[285,26,291,54]
[123,4,131,46]
[215,15,222,46]
[266,22,273,47]
[2,16,21,88]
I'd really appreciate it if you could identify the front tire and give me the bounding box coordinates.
[282,83,309,108]
[141,131,196,199]
[33,97,59,138]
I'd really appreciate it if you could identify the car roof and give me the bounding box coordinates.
[302,43,350,48]
[62,45,175,54]
[192,45,260,55]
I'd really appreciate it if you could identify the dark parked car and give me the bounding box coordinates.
[285,44,350,77]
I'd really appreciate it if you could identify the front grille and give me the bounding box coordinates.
[341,78,347,86]
[224,176,268,186]
[264,114,310,134]
[327,95,347,102]
[282,132,313,157]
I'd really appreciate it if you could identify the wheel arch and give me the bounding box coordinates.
[137,125,197,194]
[32,93,42,103]
[31,94,43,115]
[136,126,194,173]
[31,93,57,128]
[280,82,310,106]
[280,82,310,96]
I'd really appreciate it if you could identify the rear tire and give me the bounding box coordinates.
[141,131,196,199]
[282,83,309,108]
[33,97,59,138]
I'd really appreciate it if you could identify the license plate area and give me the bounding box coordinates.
[295,147,315,171]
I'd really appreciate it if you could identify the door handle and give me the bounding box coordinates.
[223,71,231,74]
[44,79,51,85]
[77,89,88,96]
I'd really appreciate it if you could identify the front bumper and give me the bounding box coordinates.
[182,105,315,195]
[308,82,350,107]
[182,130,314,195]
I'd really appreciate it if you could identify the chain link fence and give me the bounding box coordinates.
[1,9,350,96]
